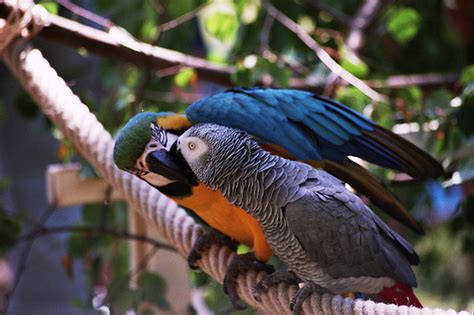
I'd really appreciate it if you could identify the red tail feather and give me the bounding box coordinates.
[378,282,423,308]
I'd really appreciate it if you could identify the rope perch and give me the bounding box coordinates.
[0,21,470,315]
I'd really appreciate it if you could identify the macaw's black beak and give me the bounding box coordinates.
[146,147,197,186]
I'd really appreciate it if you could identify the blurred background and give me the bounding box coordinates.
[0,0,473,314]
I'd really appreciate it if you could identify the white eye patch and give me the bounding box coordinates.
[178,136,208,163]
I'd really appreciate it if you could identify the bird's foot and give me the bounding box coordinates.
[188,229,238,269]
[290,282,331,315]
[252,270,301,302]
[223,252,275,310]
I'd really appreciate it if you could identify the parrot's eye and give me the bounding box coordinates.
[188,142,196,150]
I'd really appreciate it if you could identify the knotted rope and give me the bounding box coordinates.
[0,0,47,52]
[0,6,470,315]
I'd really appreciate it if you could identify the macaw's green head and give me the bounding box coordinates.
[114,112,160,172]
[113,112,197,188]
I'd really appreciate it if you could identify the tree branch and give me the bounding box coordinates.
[345,0,391,55]
[57,0,114,29]
[366,73,459,89]
[159,3,207,33]
[264,1,388,103]
[0,1,460,96]
[1,205,59,314]
[0,1,234,85]
[17,225,177,252]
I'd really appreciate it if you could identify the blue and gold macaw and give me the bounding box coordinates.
[113,87,443,307]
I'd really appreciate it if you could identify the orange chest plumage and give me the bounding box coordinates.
[170,183,273,261]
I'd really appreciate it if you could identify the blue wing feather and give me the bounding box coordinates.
[185,87,441,177]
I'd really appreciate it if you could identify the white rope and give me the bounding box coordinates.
[0,33,470,315]
[0,0,48,53]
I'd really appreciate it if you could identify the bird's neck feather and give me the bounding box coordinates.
[206,143,285,215]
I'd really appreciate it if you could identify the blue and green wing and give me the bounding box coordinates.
[186,87,443,179]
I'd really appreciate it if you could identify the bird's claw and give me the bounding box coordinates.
[290,282,331,315]
[223,252,275,310]
[252,270,301,302]
[187,229,238,269]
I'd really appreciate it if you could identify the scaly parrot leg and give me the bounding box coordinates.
[223,252,275,310]
[252,270,301,302]
[290,281,332,315]
[188,228,238,269]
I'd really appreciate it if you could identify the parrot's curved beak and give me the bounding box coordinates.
[146,147,197,186]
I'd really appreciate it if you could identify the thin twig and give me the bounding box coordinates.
[1,239,34,314]
[159,3,207,33]
[1,205,58,314]
[0,2,235,85]
[107,246,159,305]
[345,0,391,55]
[155,64,186,78]
[264,1,388,103]
[0,1,458,95]
[278,54,311,76]
[147,0,165,17]
[324,0,390,95]
[16,225,177,252]
[260,13,275,53]
[366,73,459,89]
[57,0,114,30]
[99,186,113,228]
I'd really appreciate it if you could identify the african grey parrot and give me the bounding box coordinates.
[170,123,422,313]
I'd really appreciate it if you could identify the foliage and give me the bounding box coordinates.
[0,210,21,257]
[4,0,473,312]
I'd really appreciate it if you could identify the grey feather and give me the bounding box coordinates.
[179,123,419,294]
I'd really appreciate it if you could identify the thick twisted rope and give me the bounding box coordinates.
[0,0,48,52]
[0,24,470,315]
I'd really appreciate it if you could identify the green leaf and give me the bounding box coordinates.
[82,204,107,225]
[15,91,39,119]
[0,176,9,192]
[140,19,159,43]
[190,270,210,288]
[425,89,453,110]
[0,211,21,256]
[67,229,113,258]
[399,86,423,105]
[174,67,196,88]
[236,244,251,254]
[138,272,170,310]
[67,232,91,257]
[111,285,137,314]
[142,309,155,315]
[386,7,421,44]
[340,55,369,78]
[38,1,58,15]
[297,15,316,34]
[335,86,370,113]
[239,0,260,24]
[371,102,392,128]
[269,65,291,87]
[168,0,195,17]
[460,64,474,85]
[204,11,238,43]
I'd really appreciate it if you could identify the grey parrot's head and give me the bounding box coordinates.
[175,124,258,188]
